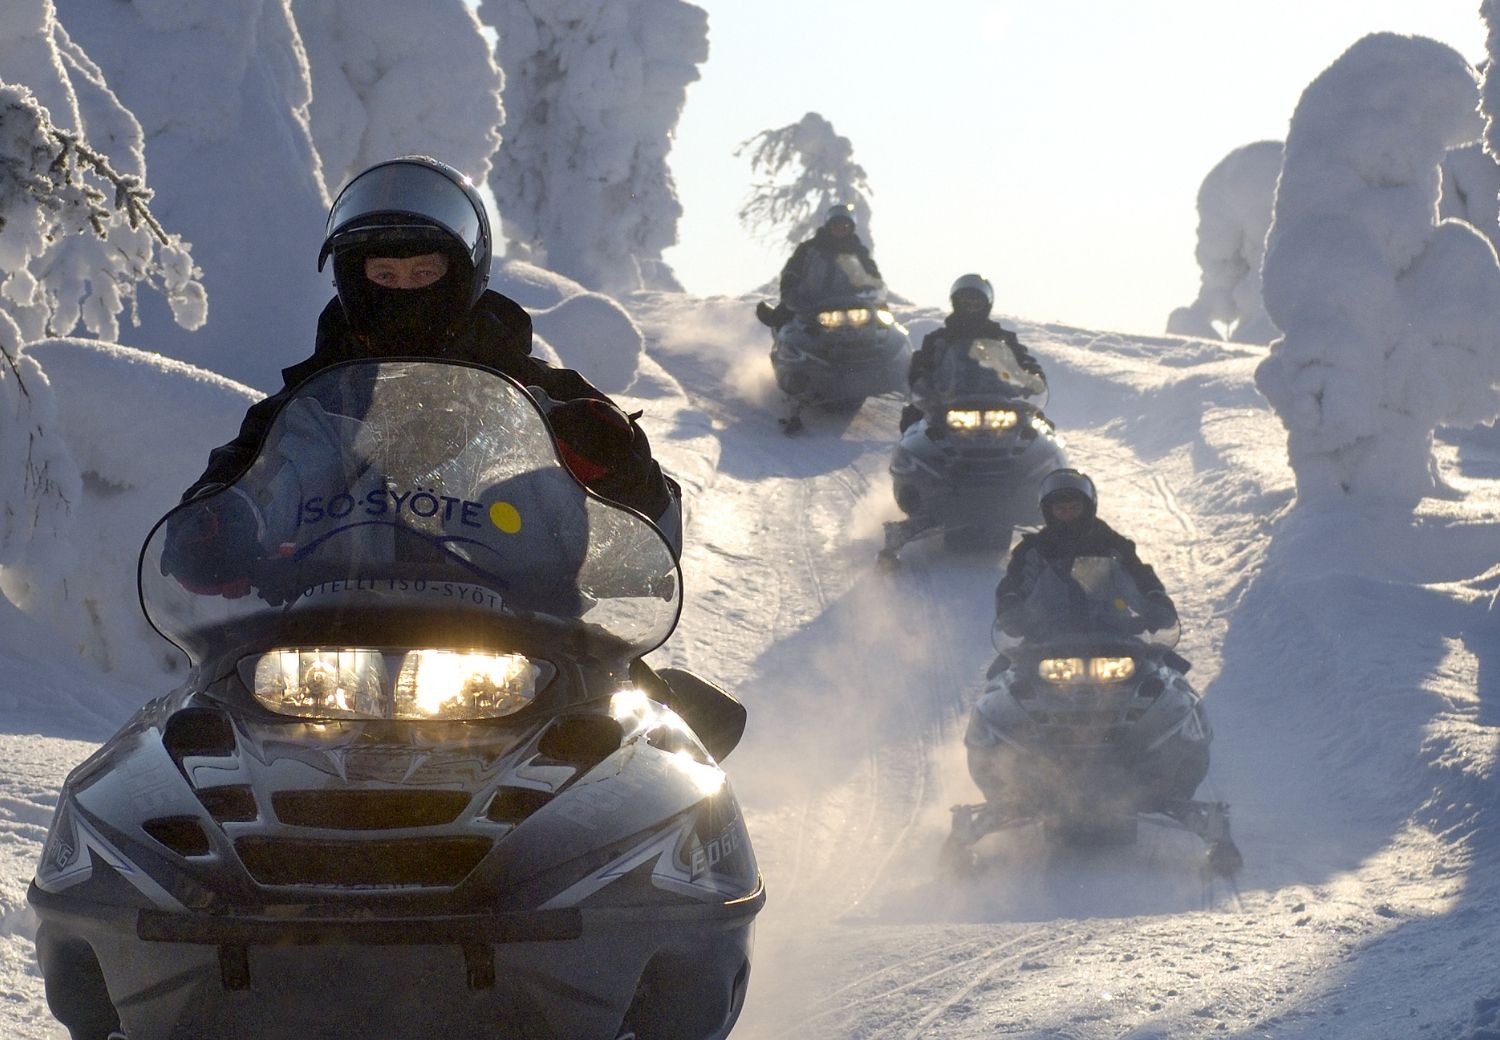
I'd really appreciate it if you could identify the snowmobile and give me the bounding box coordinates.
[758,262,910,433]
[879,337,1066,563]
[944,555,1240,877]
[29,359,763,1040]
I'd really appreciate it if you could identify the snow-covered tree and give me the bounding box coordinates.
[52,0,330,391]
[290,0,503,193]
[737,112,875,251]
[1254,33,1500,506]
[1167,140,1283,344]
[0,68,214,632]
[1440,142,1500,255]
[479,0,707,295]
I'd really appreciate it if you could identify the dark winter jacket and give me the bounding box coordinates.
[908,314,1043,398]
[994,517,1166,617]
[184,291,674,521]
[778,227,882,310]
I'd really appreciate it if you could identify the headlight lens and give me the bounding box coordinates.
[245,648,547,719]
[817,308,880,329]
[1038,656,1136,685]
[395,650,542,719]
[946,408,1018,432]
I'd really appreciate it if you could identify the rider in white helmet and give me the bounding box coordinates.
[901,273,1044,431]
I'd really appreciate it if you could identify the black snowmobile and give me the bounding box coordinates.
[880,337,1066,562]
[944,556,1240,877]
[29,359,763,1040]
[758,261,910,433]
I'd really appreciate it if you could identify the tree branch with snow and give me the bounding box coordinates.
[0,82,205,345]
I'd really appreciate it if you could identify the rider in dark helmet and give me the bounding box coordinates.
[175,157,679,593]
[757,203,883,328]
[901,273,1044,432]
[993,468,1177,634]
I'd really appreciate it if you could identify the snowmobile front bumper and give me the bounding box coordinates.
[32,879,764,1040]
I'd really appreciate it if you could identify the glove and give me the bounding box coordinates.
[159,487,263,598]
[898,403,924,433]
[1144,591,1178,630]
[548,397,635,486]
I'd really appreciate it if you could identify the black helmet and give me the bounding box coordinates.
[949,273,994,314]
[824,203,857,230]
[1038,468,1097,524]
[318,156,492,338]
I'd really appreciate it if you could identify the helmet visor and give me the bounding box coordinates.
[323,162,484,269]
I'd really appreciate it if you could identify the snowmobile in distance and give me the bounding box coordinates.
[29,359,762,1040]
[758,266,911,434]
[945,555,1240,877]
[880,337,1066,564]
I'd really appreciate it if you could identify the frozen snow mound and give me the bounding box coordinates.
[530,291,645,395]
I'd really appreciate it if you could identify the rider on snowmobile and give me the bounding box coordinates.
[993,468,1177,635]
[758,204,883,328]
[900,274,1044,432]
[167,155,678,594]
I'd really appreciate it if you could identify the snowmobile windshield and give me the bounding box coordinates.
[999,555,1179,651]
[792,254,887,316]
[931,338,1047,407]
[140,361,682,667]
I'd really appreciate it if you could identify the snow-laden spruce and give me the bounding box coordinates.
[1255,32,1500,505]
[480,0,707,295]
[736,111,876,253]
[1167,140,1282,344]
[290,0,503,192]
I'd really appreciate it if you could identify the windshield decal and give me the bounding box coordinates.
[297,489,493,529]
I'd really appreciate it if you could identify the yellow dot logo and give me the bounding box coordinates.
[489,502,522,534]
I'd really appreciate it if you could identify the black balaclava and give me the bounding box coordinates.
[334,241,473,351]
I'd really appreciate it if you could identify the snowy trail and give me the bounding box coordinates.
[641,304,1500,1039]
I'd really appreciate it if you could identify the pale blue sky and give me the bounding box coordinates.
[661,1,1489,335]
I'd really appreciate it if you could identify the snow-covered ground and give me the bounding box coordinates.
[1,286,1498,1039]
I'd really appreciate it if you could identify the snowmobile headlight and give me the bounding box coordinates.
[249,649,387,717]
[245,648,548,720]
[1089,656,1137,683]
[875,308,895,327]
[845,307,871,327]
[817,309,847,329]
[1038,656,1136,685]
[945,408,1016,432]
[946,409,982,431]
[394,650,543,719]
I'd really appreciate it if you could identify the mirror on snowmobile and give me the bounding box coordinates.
[632,662,747,762]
